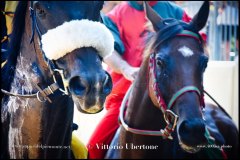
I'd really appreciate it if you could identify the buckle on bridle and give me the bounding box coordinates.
[35,84,52,103]
[53,69,69,95]
[36,91,47,102]
[164,109,178,128]
[160,109,178,140]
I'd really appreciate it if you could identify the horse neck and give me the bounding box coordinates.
[11,40,74,158]
[40,95,74,158]
[21,18,74,158]
[5,8,73,158]
[125,57,166,130]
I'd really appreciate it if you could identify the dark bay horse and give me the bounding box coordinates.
[1,1,113,159]
[106,1,238,159]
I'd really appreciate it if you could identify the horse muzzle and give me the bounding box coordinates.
[69,71,112,114]
[177,118,208,153]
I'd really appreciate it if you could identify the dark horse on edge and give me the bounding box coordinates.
[106,1,238,159]
[1,1,113,159]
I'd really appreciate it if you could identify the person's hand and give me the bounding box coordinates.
[103,50,140,82]
[121,65,140,82]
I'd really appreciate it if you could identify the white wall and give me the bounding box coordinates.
[203,60,239,128]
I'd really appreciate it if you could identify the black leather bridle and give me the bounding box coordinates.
[2,2,74,103]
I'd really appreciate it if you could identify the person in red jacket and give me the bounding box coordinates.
[87,1,206,159]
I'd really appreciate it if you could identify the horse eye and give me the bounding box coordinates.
[202,61,208,72]
[37,8,45,16]
[156,58,164,68]
[98,55,103,62]
[200,55,209,72]
[55,59,66,68]
[35,4,46,17]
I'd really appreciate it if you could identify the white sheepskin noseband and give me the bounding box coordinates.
[41,19,114,60]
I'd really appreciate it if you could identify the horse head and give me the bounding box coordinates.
[32,1,113,113]
[144,1,210,153]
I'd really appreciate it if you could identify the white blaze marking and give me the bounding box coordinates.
[178,46,194,57]
[95,76,100,108]
[94,76,101,93]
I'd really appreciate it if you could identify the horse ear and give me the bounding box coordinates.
[143,1,162,32]
[190,1,209,32]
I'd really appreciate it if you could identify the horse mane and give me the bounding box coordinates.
[143,18,205,61]
[93,1,104,21]
[143,31,157,61]
[1,2,28,91]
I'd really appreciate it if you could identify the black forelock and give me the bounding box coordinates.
[153,18,203,50]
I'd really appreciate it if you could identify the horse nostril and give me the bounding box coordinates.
[102,72,112,95]
[69,76,88,96]
[179,119,207,145]
[180,120,205,135]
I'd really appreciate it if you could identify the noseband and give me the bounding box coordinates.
[119,28,205,140]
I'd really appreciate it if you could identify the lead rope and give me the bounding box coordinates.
[1,83,59,103]
[204,128,228,159]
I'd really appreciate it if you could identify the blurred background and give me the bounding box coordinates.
[101,1,239,61]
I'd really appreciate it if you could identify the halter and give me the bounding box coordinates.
[119,28,205,140]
